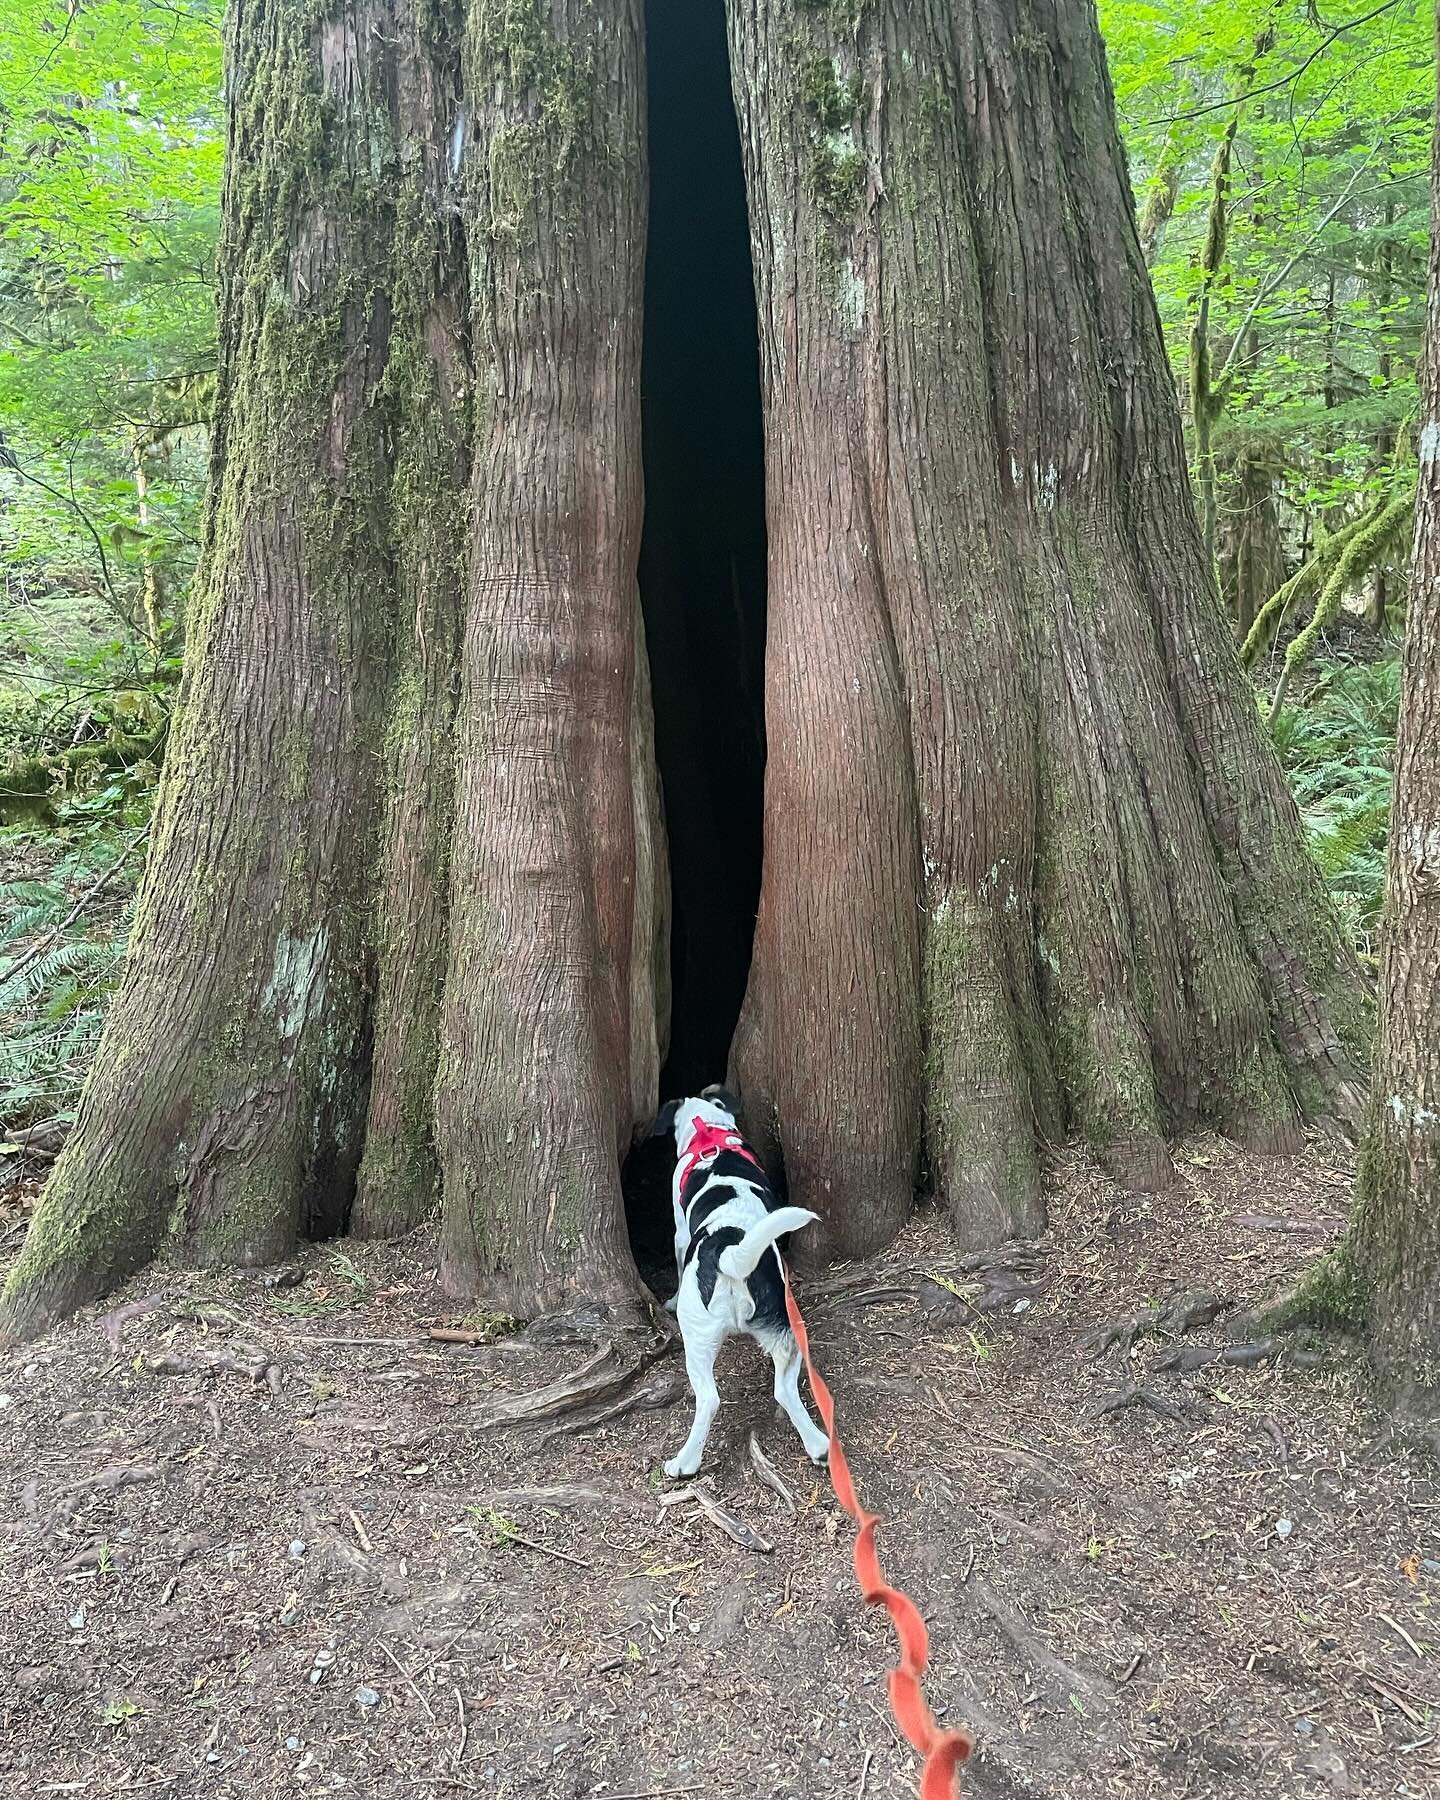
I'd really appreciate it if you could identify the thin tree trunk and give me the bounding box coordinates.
[1367,187,1398,632]
[1349,90,1440,1422]
[1137,107,1186,267]
[1222,445,1286,644]
[128,430,164,645]
[726,0,1368,1257]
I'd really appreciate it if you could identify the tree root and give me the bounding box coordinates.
[98,1294,166,1353]
[1153,1338,1279,1373]
[1091,1382,1196,1426]
[474,1329,671,1429]
[146,1343,273,1383]
[539,1360,687,1443]
[1233,1251,1368,1338]
[970,1576,1114,1705]
[44,1464,158,1530]
[1085,1288,1228,1358]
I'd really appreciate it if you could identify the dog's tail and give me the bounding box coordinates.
[717,1207,818,1283]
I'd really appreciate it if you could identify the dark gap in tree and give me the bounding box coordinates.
[624,0,768,1284]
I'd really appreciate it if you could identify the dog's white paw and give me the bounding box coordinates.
[663,1452,699,1480]
[663,1293,678,1314]
[807,1436,831,1466]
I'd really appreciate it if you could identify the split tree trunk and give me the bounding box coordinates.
[1348,85,1440,1423]
[3,0,1369,1341]
[726,0,1368,1257]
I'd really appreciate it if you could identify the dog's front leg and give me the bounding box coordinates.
[664,1333,722,1479]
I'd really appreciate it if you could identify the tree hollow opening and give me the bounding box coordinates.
[627,0,767,1276]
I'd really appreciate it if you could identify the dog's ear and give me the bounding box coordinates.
[650,1098,682,1139]
[700,1083,741,1118]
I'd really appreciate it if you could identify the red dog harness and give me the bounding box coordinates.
[675,1118,763,1191]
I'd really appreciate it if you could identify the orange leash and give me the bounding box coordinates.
[785,1276,973,1799]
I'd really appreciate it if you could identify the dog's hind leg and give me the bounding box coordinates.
[769,1332,830,1464]
[664,1335,722,1479]
[665,1197,688,1314]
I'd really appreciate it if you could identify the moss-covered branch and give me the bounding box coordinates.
[1243,481,1415,674]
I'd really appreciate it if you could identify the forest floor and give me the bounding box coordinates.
[0,1135,1437,1800]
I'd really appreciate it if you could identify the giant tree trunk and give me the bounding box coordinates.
[3,0,1368,1341]
[1349,84,1440,1423]
[726,0,1368,1257]
[0,0,665,1341]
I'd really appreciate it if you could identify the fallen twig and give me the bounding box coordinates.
[665,1482,773,1553]
[1378,1611,1428,1660]
[748,1431,797,1516]
[1364,1671,1426,1724]
[1234,1213,1344,1235]
[490,1522,593,1570]
[378,1640,438,1722]
[602,1787,706,1799]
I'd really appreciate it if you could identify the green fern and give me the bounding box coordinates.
[1274,651,1397,954]
[0,854,137,1132]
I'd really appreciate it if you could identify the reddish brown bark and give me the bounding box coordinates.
[430,0,656,1317]
[726,0,1368,1257]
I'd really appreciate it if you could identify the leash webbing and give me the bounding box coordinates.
[784,1275,972,1799]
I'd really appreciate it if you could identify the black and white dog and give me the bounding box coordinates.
[651,1085,829,1479]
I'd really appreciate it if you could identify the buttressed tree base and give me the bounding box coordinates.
[1,0,1370,1343]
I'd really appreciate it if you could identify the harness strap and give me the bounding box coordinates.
[675,1120,763,1192]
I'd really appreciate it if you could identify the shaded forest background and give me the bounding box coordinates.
[0,0,1432,1152]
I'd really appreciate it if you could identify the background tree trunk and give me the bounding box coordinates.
[726,0,1369,1258]
[1219,445,1288,644]
[1349,87,1440,1423]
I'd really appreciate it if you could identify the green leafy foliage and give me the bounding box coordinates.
[1271,654,1400,956]
[1103,0,1432,590]
[0,827,144,1132]
[0,0,223,665]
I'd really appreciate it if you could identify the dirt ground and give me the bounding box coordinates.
[1,1134,1436,1800]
